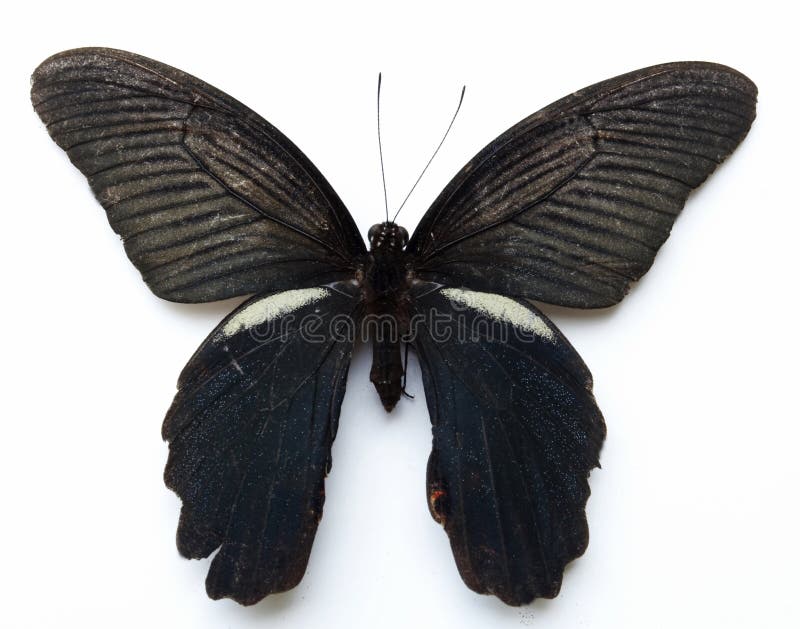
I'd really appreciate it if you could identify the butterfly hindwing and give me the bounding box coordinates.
[31,48,366,303]
[162,282,360,604]
[407,62,757,308]
[409,283,606,605]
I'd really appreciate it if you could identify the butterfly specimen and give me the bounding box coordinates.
[31,48,756,607]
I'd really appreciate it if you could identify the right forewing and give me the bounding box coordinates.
[407,62,757,308]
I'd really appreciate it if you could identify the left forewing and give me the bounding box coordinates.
[31,48,366,302]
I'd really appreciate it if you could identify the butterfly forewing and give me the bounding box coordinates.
[30,48,366,303]
[407,62,757,307]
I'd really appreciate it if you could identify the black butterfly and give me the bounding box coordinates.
[31,48,756,607]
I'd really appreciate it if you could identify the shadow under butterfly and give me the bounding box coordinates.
[30,49,757,606]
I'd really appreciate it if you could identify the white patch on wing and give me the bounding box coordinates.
[441,287,555,342]
[221,287,329,338]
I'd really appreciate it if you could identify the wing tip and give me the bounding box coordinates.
[175,519,221,560]
[466,573,566,607]
[205,551,304,606]
[623,60,757,100]
[31,47,114,85]
[450,519,592,607]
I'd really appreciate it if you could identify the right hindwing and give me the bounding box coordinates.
[409,283,606,605]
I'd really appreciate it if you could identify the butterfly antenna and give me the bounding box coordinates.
[392,85,466,223]
[377,73,390,222]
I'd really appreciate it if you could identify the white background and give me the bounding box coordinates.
[1,1,798,627]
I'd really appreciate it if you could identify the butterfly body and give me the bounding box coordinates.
[30,48,756,608]
[364,221,412,411]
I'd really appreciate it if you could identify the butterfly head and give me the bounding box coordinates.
[368,222,409,252]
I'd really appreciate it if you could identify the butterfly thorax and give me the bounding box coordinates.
[363,222,412,412]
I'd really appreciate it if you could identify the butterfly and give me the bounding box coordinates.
[31,48,756,607]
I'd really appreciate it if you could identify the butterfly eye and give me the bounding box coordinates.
[368,224,382,242]
[398,226,409,246]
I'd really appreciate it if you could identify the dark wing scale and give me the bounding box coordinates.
[31,48,365,303]
[410,283,605,605]
[407,62,757,308]
[162,282,360,604]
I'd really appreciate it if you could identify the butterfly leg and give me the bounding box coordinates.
[401,342,414,400]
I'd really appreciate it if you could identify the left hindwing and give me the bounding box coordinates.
[406,62,757,308]
[409,283,606,605]
[162,282,360,605]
